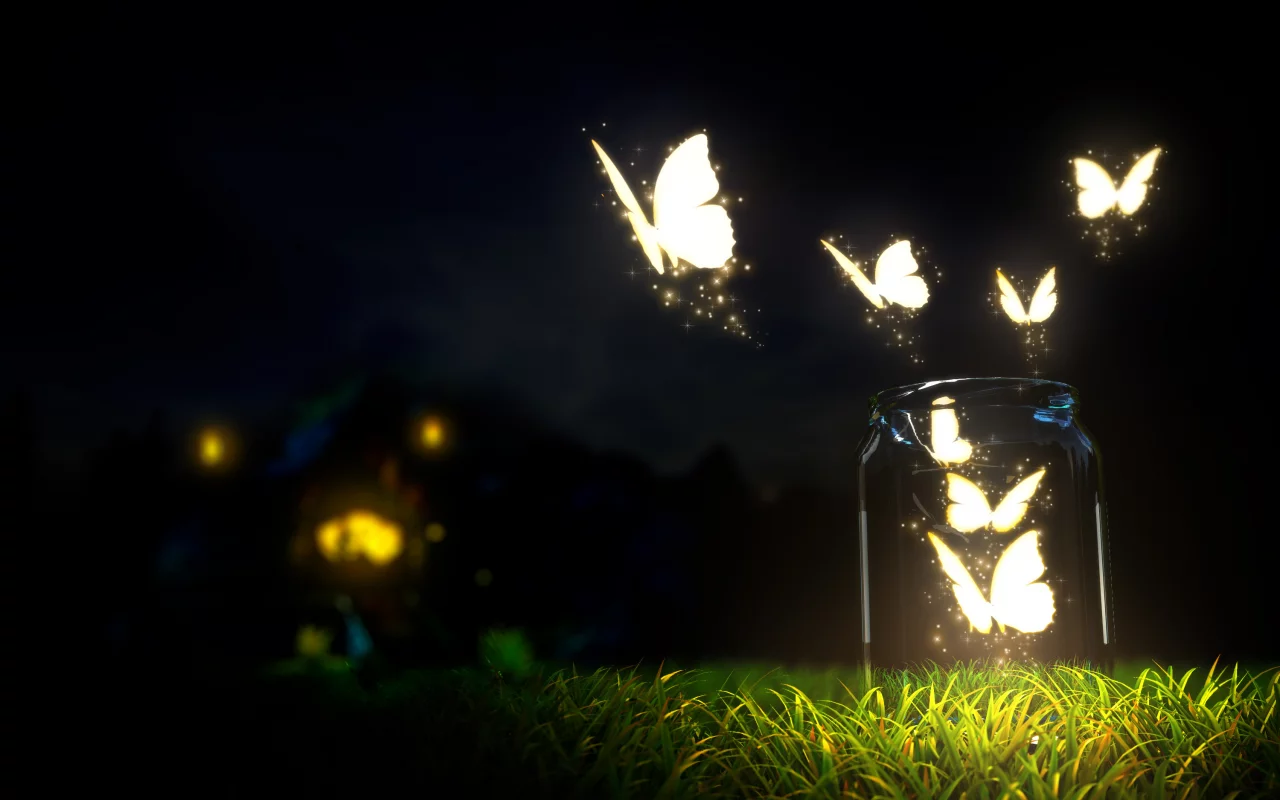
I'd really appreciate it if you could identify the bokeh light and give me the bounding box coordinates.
[295,624,333,657]
[474,568,493,588]
[422,416,445,450]
[425,522,446,543]
[411,412,453,458]
[315,509,405,566]
[193,424,237,470]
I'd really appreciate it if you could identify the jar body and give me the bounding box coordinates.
[855,378,1115,670]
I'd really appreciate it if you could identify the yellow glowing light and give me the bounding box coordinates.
[591,135,736,274]
[927,530,1055,634]
[1072,147,1161,219]
[421,416,445,450]
[315,509,404,566]
[945,470,1046,533]
[198,429,226,466]
[926,398,972,465]
[295,625,333,657]
[425,522,446,543]
[820,239,929,310]
[997,268,1057,325]
[474,568,493,587]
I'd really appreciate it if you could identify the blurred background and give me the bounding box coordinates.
[5,16,1273,681]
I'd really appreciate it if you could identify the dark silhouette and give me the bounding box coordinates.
[0,367,1264,677]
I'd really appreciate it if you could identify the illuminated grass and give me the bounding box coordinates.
[289,657,1273,798]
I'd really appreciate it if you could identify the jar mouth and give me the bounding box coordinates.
[869,377,1079,417]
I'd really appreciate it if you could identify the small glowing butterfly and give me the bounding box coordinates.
[820,239,929,310]
[926,396,972,465]
[591,135,736,275]
[996,267,1057,325]
[1072,147,1162,219]
[945,470,1046,533]
[927,530,1056,634]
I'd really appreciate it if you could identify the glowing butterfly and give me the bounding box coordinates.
[591,135,736,275]
[927,530,1056,634]
[945,470,1046,533]
[1072,147,1162,219]
[926,396,972,465]
[996,268,1057,325]
[820,239,929,309]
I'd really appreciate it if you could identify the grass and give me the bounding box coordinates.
[136,657,1278,798]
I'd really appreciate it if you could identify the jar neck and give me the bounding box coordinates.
[869,377,1079,419]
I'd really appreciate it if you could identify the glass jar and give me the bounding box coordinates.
[855,377,1115,671]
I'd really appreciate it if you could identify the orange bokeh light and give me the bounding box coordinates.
[421,416,445,450]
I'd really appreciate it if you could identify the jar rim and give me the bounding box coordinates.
[870,376,1079,416]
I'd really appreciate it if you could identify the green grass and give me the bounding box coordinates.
[162,658,1279,798]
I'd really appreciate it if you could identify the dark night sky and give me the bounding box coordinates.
[9,23,1269,491]
[8,19,1274,660]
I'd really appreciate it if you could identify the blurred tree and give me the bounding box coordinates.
[0,390,36,517]
[684,442,754,659]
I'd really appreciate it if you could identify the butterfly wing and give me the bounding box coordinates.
[821,240,883,308]
[1026,268,1058,324]
[1072,158,1119,219]
[872,240,929,309]
[1116,147,1161,216]
[930,407,973,465]
[652,134,736,270]
[592,140,646,217]
[927,532,993,634]
[988,530,1056,634]
[989,469,1046,532]
[996,269,1030,325]
[593,140,666,274]
[945,473,994,533]
[626,214,666,275]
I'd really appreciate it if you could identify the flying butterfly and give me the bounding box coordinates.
[821,239,930,310]
[927,530,1056,634]
[591,135,736,275]
[927,396,972,466]
[1072,147,1162,219]
[945,469,1046,533]
[997,267,1057,325]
